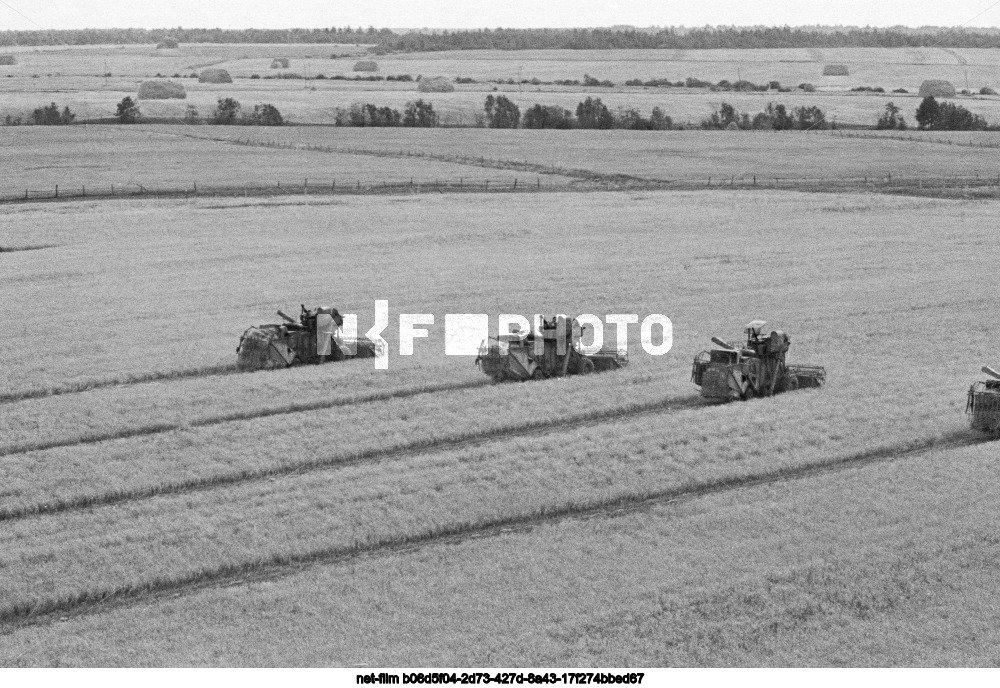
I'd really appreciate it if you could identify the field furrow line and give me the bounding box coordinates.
[1,429,991,630]
[0,363,239,405]
[0,378,490,458]
[0,394,699,523]
[157,129,660,186]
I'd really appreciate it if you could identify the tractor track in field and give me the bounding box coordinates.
[0,428,992,632]
[0,393,701,524]
[0,378,492,459]
[0,363,240,405]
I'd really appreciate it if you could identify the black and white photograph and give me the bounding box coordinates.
[1,0,999,670]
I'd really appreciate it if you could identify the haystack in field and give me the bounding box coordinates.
[198,68,233,83]
[270,57,290,68]
[353,60,378,72]
[156,37,179,49]
[138,80,187,99]
[822,64,849,76]
[919,79,956,97]
[418,76,455,92]
[0,54,15,66]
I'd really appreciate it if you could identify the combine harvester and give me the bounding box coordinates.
[476,316,628,383]
[692,320,826,402]
[237,305,379,370]
[967,365,1000,433]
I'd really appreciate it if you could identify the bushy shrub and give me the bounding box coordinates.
[583,73,614,87]
[981,86,998,96]
[892,88,908,93]
[522,104,575,129]
[244,103,284,126]
[685,76,712,88]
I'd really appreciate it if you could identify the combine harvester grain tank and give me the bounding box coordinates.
[691,320,826,402]
[967,365,1000,433]
[475,315,628,383]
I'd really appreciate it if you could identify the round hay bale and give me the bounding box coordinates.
[418,76,455,93]
[919,79,956,98]
[156,37,179,49]
[725,121,740,130]
[353,60,378,72]
[138,80,187,99]
[822,64,849,76]
[270,57,290,69]
[198,68,233,84]
[0,54,16,66]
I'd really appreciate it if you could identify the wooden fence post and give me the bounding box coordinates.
[304,178,308,195]
[54,185,58,198]
[513,178,518,190]
[193,182,197,194]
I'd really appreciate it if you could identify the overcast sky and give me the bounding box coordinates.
[1,0,999,31]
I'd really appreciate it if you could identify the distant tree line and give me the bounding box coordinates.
[6,26,1000,50]
[378,27,1000,52]
[0,27,392,46]
[108,97,285,125]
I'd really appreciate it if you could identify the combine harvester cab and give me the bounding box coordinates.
[476,316,627,383]
[236,305,380,371]
[692,320,825,402]
[967,365,1000,433]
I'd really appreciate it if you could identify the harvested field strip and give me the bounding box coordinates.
[0,378,491,458]
[0,363,239,405]
[1,429,989,629]
[0,393,695,523]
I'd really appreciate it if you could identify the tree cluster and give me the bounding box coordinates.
[30,102,75,125]
[914,96,988,130]
[484,96,674,130]
[701,102,828,130]
[875,102,906,130]
[333,99,438,127]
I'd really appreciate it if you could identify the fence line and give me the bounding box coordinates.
[5,172,1000,206]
